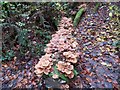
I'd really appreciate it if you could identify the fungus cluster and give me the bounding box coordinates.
[56,61,74,79]
[44,17,77,53]
[63,51,78,63]
[35,17,79,80]
[34,54,53,77]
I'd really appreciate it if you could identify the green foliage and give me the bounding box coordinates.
[54,65,69,82]
[48,65,69,82]
[109,4,120,18]
[73,8,85,27]
[73,69,78,77]
[94,3,100,12]
[1,23,19,61]
[46,2,79,27]
[1,2,80,62]
[48,65,79,82]
[16,22,26,27]
[112,40,120,48]
[1,22,52,61]
[109,5,120,49]
[1,2,19,18]
[17,29,52,56]
[18,29,28,47]
[0,49,14,61]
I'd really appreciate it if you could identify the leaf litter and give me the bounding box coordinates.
[1,2,120,89]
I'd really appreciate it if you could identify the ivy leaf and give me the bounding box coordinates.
[54,65,69,82]
[73,69,78,77]
[48,72,54,77]
[59,73,69,82]
[54,65,60,76]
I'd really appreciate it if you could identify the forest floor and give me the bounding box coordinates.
[1,3,120,89]
[70,3,120,88]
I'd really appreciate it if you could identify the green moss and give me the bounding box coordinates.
[73,8,85,27]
